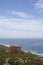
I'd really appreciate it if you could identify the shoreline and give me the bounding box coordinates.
[30,50,43,57]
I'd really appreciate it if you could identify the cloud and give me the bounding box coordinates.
[0,16,43,38]
[34,0,43,13]
[0,17,43,32]
[8,10,33,18]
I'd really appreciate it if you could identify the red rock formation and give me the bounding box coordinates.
[7,45,21,53]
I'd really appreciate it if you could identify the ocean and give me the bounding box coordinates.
[0,38,43,56]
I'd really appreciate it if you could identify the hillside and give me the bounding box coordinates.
[0,45,43,65]
[0,45,7,51]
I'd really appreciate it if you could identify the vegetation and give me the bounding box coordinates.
[0,45,43,65]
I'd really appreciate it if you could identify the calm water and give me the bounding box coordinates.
[0,38,43,56]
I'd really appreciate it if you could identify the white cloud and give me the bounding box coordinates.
[35,0,43,13]
[0,16,43,38]
[8,10,33,18]
[0,17,43,32]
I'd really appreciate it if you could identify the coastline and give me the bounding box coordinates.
[30,50,43,57]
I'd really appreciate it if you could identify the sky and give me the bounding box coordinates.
[0,0,43,38]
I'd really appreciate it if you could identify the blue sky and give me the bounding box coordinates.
[0,0,43,38]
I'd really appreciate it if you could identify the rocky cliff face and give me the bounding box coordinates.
[7,45,21,53]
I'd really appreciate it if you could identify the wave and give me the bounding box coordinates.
[30,50,43,56]
[0,43,10,47]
